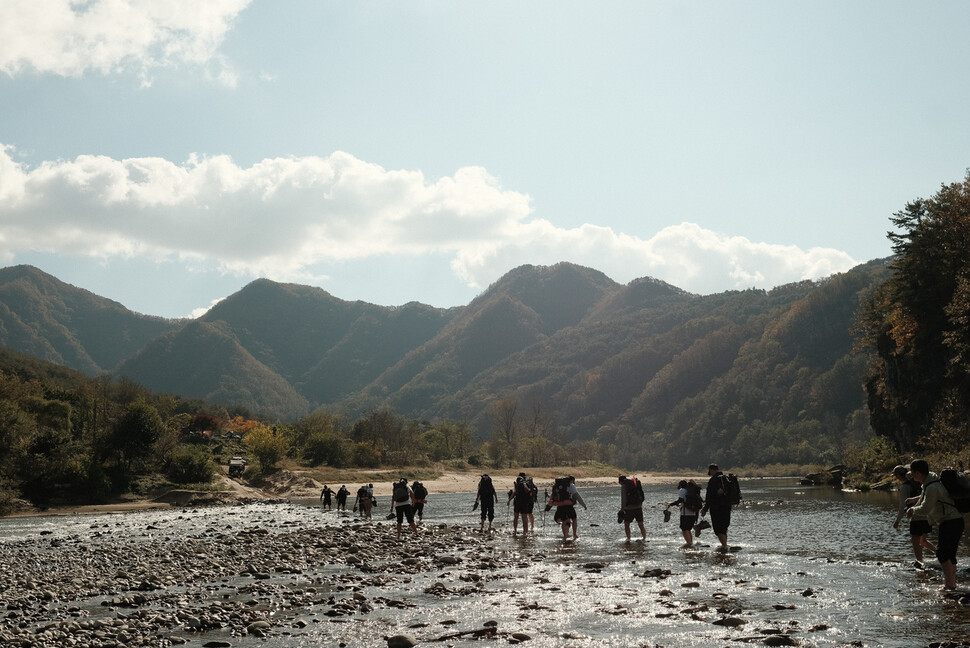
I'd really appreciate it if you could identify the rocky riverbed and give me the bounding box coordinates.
[2,485,970,648]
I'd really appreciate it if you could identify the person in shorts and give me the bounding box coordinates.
[892,464,935,568]
[667,479,700,548]
[618,475,646,542]
[389,478,417,540]
[509,473,535,535]
[906,459,965,591]
[553,476,587,541]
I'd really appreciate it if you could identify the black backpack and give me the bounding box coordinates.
[392,481,410,503]
[718,473,742,506]
[625,477,645,506]
[684,482,703,511]
[478,475,494,497]
[526,478,538,501]
[550,477,573,504]
[413,482,428,500]
[939,467,970,513]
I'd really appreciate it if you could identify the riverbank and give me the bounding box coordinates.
[3,468,696,519]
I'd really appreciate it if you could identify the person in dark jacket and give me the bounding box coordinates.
[700,463,731,551]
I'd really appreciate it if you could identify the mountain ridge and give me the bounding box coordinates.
[0,260,890,466]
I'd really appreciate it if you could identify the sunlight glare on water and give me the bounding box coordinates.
[1,478,967,648]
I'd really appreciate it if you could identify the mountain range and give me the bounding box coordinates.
[0,261,889,467]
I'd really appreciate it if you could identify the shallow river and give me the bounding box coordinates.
[2,478,968,648]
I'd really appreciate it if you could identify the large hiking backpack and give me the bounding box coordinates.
[719,473,742,506]
[903,477,921,499]
[392,481,410,503]
[357,486,369,500]
[549,477,573,505]
[939,467,970,513]
[526,477,538,501]
[478,474,494,497]
[625,477,645,506]
[684,482,703,511]
[413,482,428,500]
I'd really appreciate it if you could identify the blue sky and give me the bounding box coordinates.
[2,1,969,319]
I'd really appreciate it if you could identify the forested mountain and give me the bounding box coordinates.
[0,265,178,374]
[0,260,890,467]
[345,260,889,468]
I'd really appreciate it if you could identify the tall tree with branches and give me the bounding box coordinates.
[859,172,970,454]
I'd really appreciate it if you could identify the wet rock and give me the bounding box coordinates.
[713,617,746,627]
[763,635,798,646]
[247,620,272,637]
[510,631,532,643]
[386,634,417,648]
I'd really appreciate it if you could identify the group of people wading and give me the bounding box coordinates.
[470,463,740,546]
[320,464,742,547]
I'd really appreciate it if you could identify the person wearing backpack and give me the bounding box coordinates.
[412,481,428,522]
[892,465,935,568]
[618,475,647,543]
[906,459,965,591]
[353,484,373,519]
[335,485,350,511]
[550,476,588,541]
[525,477,538,531]
[388,478,418,540]
[473,474,499,533]
[508,473,534,535]
[700,463,732,551]
[666,479,702,548]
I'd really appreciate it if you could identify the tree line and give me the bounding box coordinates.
[0,358,616,512]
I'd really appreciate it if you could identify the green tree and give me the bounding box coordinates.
[243,425,290,472]
[112,400,165,471]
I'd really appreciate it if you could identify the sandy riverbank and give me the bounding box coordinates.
[3,470,699,519]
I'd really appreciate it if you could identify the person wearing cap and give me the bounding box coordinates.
[906,459,965,591]
[700,463,731,551]
[892,464,935,568]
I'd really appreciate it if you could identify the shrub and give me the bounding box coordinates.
[165,446,216,484]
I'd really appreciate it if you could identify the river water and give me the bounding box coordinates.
[2,478,968,647]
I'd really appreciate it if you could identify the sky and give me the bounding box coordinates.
[2,1,969,319]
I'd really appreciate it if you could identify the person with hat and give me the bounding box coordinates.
[700,463,732,551]
[892,464,935,568]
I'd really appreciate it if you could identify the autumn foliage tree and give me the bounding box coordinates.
[859,172,970,457]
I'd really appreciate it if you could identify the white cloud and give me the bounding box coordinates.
[0,144,859,297]
[0,0,250,80]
